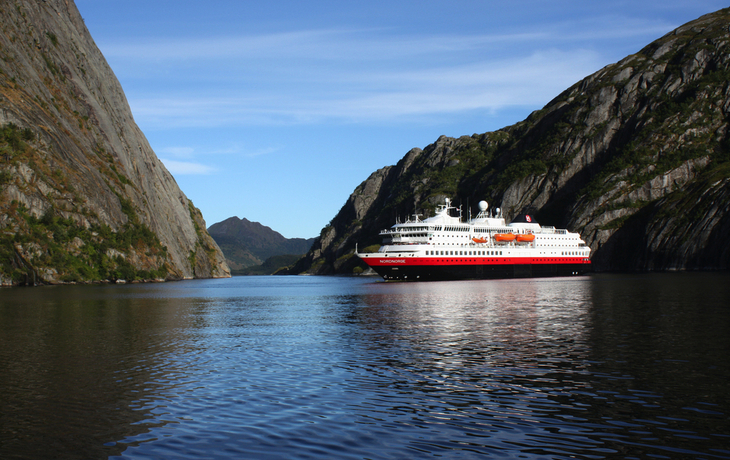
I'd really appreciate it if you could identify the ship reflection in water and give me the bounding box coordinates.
[0,273,728,459]
[352,278,597,455]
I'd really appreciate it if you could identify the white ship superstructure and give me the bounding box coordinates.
[356,198,591,281]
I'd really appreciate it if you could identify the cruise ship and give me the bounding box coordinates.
[355,198,591,281]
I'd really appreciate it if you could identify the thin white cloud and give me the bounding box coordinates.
[240,146,279,158]
[158,146,195,158]
[160,158,215,175]
[127,48,602,128]
[100,29,547,62]
[541,15,679,42]
[98,14,674,64]
[100,15,676,131]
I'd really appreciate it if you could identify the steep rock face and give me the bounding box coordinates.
[0,0,229,285]
[297,8,730,274]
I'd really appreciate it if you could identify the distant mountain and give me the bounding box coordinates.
[208,217,314,272]
[293,8,730,275]
[236,254,304,276]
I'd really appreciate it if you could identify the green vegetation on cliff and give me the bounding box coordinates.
[0,203,168,284]
[1,123,169,284]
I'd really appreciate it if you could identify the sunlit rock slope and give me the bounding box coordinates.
[0,0,230,285]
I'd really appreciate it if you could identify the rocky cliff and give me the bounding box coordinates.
[295,8,730,274]
[0,0,230,285]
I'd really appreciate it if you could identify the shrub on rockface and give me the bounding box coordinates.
[1,203,169,284]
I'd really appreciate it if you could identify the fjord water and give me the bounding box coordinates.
[1,274,728,459]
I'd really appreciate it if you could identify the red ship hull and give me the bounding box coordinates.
[360,255,592,281]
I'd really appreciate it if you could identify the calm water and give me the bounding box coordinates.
[1,273,729,459]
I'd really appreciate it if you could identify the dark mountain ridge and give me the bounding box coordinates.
[208,217,314,271]
[294,8,730,275]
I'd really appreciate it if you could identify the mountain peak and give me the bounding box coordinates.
[208,217,314,272]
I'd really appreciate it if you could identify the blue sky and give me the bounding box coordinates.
[75,1,726,238]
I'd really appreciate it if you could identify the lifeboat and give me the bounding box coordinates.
[516,233,535,243]
[493,233,516,242]
[472,237,487,244]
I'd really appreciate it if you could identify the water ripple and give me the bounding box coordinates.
[1,275,729,458]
